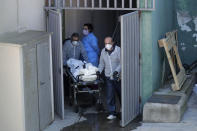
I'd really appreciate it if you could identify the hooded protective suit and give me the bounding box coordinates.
[63,40,88,66]
[82,33,100,67]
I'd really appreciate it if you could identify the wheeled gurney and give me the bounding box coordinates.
[64,66,104,112]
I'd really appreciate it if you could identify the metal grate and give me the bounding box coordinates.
[45,0,155,11]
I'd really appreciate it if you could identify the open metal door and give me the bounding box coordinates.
[47,9,64,119]
[121,11,140,127]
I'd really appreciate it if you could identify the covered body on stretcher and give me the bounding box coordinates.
[64,59,104,112]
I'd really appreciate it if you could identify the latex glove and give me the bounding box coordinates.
[96,71,101,79]
[113,71,119,80]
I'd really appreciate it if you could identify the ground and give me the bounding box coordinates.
[45,92,197,131]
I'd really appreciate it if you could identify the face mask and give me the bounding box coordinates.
[83,29,89,35]
[105,44,112,50]
[72,41,79,46]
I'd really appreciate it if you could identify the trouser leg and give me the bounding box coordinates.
[114,81,121,105]
[106,78,116,115]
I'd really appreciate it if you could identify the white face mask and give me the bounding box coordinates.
[72,41,79,46]
[105,44,112,50]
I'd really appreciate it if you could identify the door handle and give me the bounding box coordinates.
[40,81,46,86]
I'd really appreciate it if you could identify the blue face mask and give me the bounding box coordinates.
[83,29,89,35]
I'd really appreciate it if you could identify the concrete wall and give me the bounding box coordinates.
[175,0,197,65]
[140,11,153,105]
[64,10,92,39]
[92,11,117,49]
[140,0,175,105]
[18,0,46,32]
[151,0,175,90]
[0,0,46,34]
[0,0,18,33]
[64,10,117,49]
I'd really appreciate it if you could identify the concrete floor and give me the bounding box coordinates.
[62,113,141,131]
[134,92,197,131]
[44,106,87,131]
[45,92,197,131]
[44,99,140,131]
[44,104,141,131]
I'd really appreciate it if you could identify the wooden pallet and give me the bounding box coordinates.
[158,31,186,91]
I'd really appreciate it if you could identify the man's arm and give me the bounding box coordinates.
[98,50,105,73]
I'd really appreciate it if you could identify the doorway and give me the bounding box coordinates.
[47,9,140,127]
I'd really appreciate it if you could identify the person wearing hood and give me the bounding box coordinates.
[63,33,88,66]
[97,37,121,120]
[82,23,100,67]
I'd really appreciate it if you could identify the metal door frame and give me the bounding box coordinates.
[47,9,64,119]
[46,7,141,123]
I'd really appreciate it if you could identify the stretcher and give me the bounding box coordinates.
[64,66,104,112]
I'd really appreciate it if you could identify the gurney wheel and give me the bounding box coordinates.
[69,100,73,106]
[96,103,104,112]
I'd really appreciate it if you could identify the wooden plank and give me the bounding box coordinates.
[159,31,186,91]
[158,39,165,48]
[166,39,174,51]
[177,69,186,86]
[158,38,175,50]
[173,45,184,69]
[163,41,180,90]
[167,31,178,74]
[166,31,177,47]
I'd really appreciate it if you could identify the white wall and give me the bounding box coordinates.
[0,0,18,33]
[18,0,46,32]
[0,0,45,34]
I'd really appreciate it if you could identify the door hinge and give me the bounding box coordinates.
[46,11,49,17]
[139,53,142,60]
[139,11,142,18]
[139,96,142,104]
